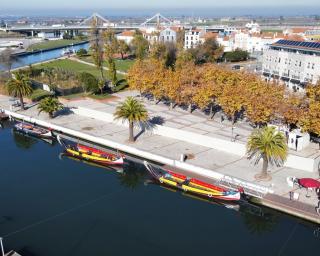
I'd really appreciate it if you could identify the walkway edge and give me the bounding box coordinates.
[2,108,272,198]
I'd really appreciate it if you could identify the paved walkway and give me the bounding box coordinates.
[1,93,320,216]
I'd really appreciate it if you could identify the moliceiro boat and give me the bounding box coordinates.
[63,143,124,166]
[144,161,241,201]
[14,122,54,139]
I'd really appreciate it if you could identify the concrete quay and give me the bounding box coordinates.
[1,93,320,223]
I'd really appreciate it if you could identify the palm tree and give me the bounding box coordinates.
[38,97,63,118]
[6,72,33,110]
[247,126,288,180]
[114,96,149,142]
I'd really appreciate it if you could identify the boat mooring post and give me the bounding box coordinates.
[0,237,4,256]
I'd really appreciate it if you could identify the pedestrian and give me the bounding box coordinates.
[221,115,224,123]
[295,138,298,151]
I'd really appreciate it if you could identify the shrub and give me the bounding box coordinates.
[111,80,128,93]
[76,48,88,57]
[78,72,99,93]
[224,49,249,62]
[29,89,53,102]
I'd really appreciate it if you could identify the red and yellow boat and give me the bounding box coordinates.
[65,144,124,166]
[144,161,241,201]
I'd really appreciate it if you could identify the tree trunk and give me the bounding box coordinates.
[19,94,24,110]
[209,105,213,119]
[261,156,269,178]
[129,121,134,142]
[121,52,124,60]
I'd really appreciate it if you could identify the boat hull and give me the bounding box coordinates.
[65,148,124,166]
[14,122,53,139]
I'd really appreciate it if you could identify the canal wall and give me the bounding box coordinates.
[72,106,319,173]
[2,108,272,198]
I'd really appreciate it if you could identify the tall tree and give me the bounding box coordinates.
[114,96,149,142]
[6,72,33,110]
[131,33,149,60]
[247,126,288,180]
[90,17,105,81]
[104,29,118,86]
[118,40,130,60]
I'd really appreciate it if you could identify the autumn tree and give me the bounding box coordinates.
[178,62,201,112]
[300,84,320,135]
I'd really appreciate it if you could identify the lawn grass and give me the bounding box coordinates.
[27,39,85,51]
[38,59,126,80]
[79,56,135,72]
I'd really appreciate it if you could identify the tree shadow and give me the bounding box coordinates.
[134,116,164,141]
[55,107,74,117]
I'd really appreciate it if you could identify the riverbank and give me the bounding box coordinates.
[1,93,319,223]
[15,40,89,56]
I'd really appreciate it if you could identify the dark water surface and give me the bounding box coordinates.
[0,122,319,256]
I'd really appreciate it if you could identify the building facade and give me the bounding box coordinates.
[262,40,320,91]
[184,29,204,49]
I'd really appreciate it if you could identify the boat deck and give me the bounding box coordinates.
[260,193,320,224]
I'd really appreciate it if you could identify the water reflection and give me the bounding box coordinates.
[240,204,279,235]
[12,130,38,149]
[118,160,146,190]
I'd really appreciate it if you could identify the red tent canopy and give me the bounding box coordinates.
[298,178,320,189]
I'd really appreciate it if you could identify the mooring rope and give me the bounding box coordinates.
[3,189,123,238]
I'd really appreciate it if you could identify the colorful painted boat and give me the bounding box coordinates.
[76,144,124,160]
[144,161,241,201]
[65,146,124,166]
[14,122,53,139]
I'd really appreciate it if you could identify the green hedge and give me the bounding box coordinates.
[29,89,53,102]
[111,80,128,93]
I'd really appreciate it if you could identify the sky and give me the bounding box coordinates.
[2,0,320,10]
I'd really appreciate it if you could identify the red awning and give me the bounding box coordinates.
[298,178,320,189]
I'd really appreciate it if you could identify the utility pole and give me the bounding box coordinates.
[0,237,5,256]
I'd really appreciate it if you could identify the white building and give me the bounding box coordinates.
[116,30,135,45]
[184,29,205,49]
[262,39,320,91]
[142,27,178,44]
[245,21,261,34]
[159,28,177,43]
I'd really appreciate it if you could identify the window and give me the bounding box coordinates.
[299,61,302,67]
[279,58,281,63]
[307,62,310,68]
[312,63,315,69]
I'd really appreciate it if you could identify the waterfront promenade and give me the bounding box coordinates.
[1,92,319,223]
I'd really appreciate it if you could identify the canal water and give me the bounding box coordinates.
[0,42,89,71]
[0,121,319,256]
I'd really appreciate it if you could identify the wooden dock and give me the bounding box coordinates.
[252,194,320,224]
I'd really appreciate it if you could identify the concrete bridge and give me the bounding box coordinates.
[3,13,178,37]
[2,13,231,37]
